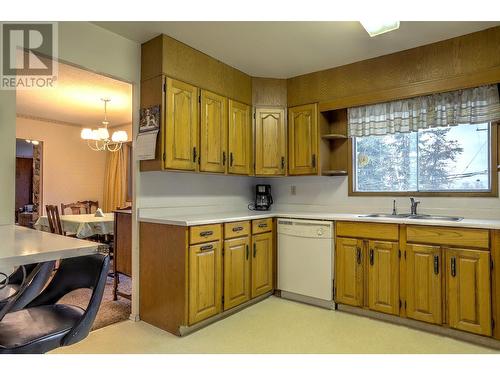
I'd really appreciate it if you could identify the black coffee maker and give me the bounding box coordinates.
[254,184,273,211]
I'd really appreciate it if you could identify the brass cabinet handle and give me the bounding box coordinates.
[200,230,213,237]
[369,249,374,266]
[232,226,243,232]
[312,154,316,168]
[222,151,226,166]
[356,247,362,264]
[451,257,456,277]
[281,156,285,170]
[230,152,234,166]
[246,244,249,260]
[200,244,214,252]
[253,243,256,258]
[433,255,439,275]
[193,147,197,163]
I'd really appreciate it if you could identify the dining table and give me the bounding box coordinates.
[0,225,99,276]
[33,213,114,239]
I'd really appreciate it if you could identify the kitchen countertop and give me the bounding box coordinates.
[138,208,500,230]
[0,225,99,270]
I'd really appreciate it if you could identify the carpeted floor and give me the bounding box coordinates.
[59,273,132,331]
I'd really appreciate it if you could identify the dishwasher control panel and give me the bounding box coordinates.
[277,219,333,239]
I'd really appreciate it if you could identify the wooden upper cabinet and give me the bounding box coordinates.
[288,103,318,175]
[200,90,228,173]
[406,244,442,325]
[224,236,251,310]
[188,240,222,325]
[255,107,286,176]
[251,232,273,298]
[335,237,364,307]
[165,78,199,171]
[367,240,399,315]
[446,248,491,336]
[228,100,252,175]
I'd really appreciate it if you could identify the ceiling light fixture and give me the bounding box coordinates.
[360,21,400,37]
[80,98,128,152]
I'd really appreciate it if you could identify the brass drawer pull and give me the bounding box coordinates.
[232,226,243,232]
[200,230,213,237]
[200,244,214,251]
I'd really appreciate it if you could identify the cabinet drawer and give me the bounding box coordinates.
[407,225,489,250]
[336,221,399,241]
[190,224,222,245]
[252,218,273,234]
[224,221,250,239]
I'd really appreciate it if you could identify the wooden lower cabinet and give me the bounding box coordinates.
[367,240,400,315]
[188,240,222,325]
[223,236,251,310]
[335,237,363,307]
[446,248,492,336]
[251,232,273,298]
[406,244,442,324]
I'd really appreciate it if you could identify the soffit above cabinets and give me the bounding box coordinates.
[94,21,500,78]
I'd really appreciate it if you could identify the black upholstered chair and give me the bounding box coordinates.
[0,253,109,354]
[0,262,55,319]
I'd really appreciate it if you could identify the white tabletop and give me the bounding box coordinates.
[34,213,114,238]
[0,225,99,272]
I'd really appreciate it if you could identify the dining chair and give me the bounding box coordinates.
[45,205,64,235]
[78,200,99,214]
[61,202,87,215]
[0,253,110,354]
[0,261,56,320]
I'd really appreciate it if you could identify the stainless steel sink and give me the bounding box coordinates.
[359,214,411,218]
[359,213,464,221]
[407,214,464,222]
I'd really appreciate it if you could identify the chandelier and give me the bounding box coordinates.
[80,98,128,152]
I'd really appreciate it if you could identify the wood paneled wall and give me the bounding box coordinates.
[252,77,287,107]
[287,26,500,109]
[142,35,252,105]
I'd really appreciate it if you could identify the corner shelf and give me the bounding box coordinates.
[321,133,347,140]
[321,170,348,176]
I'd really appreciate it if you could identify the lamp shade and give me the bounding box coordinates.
[97,127,110,140]
[111,130,128,143]
[81,128,93,140]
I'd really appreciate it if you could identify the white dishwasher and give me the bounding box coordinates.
[277,218,335,309]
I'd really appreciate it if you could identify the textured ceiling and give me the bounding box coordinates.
[95,21,500,78]
[16,61,132,128]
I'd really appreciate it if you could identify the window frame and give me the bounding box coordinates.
[348,123,498,197]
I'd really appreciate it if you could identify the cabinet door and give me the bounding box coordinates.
[335,237,364,307]
[288,103,318,175]
[368,240,399,315]
[224,236,251,310]
[251,232,273,298]
[188,241,222,325]
[165,78,198,171]
[228,100,252,175]
[406,244,442,324]
[255,107,286,176]
[200,90,227,173]
[446,248,491,336]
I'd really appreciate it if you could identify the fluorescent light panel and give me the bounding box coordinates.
[360,21,400,37]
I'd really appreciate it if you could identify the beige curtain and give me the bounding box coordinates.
[103,146,127,212]
[348,84,500,137]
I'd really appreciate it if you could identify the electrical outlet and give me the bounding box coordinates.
[291,185,297,195]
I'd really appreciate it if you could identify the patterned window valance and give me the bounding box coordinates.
[348,84,500,137]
